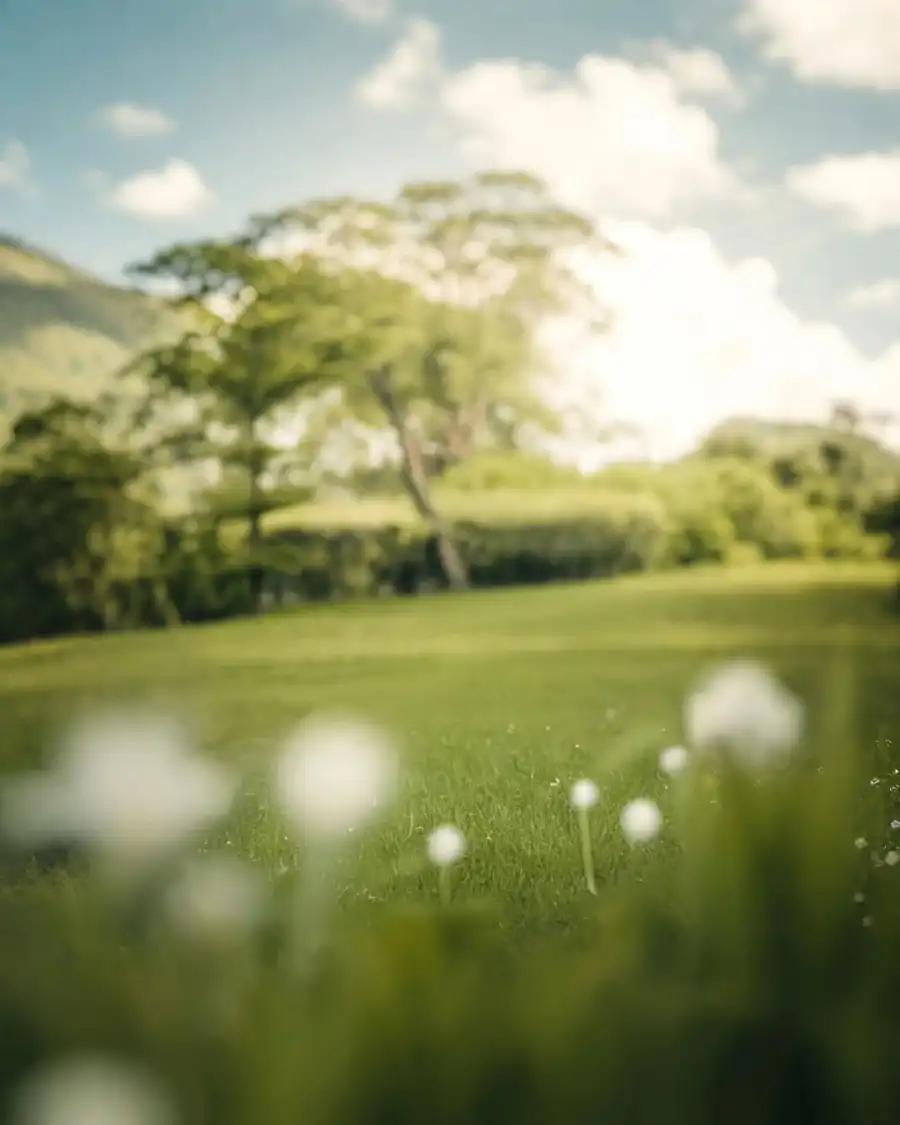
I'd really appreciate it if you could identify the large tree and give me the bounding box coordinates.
[125,241,335,604]
[248,170,614,588]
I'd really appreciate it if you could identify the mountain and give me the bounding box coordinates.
[701,414,900,475]
[0,235,181,424]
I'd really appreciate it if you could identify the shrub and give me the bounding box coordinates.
[248,496,670,605]
[725,540,765,567]
[660,504,735,567]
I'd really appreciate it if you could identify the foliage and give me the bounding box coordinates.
[170,493,668,609]
[126,245,335,545]
[0,399,177,643]
[4,166,900,641]
[243,170,614,588]
[1,400,895,641]
[441,450,585,491]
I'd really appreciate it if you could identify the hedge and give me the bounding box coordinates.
[0,492,892,642]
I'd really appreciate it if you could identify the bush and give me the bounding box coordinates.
[660,504,735,567]
[247,496,670,606]
[725,540,765,567]
[2,461,895,643]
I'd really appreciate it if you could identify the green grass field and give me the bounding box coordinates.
[2,560,899,939]
[261,486,641,530]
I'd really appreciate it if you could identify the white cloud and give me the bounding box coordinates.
[543,224,900,464]
[98,102,175,138]
[109,159,213,219]
[438,53,742,218]
[355,18,441,108]
[347,39,900,462]
[740,0,900,89]
[332,0,394,24]
[786,151,900,230]
[649,43,742,99]
[0,139,31,193]
[847,278,900,309]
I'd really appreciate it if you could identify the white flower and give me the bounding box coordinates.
[620,799,662,845]
[569,778,599,810]
[659,745,690,776]
[427,824,466,866]
[164,856,265,938]
[0,711,235,866]
[886,850,900,867]
[685,660,804,766]
[275,714,397,843]
[855,837,868,850]
[10,1056,174,1125]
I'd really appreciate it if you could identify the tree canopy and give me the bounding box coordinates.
[126,170,614,589]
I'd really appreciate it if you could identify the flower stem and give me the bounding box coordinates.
[291,846,336,974]
[578,808,597,895]
[438,864,452,907]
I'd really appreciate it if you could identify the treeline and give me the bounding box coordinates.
[1,168,898,644]
[1,396,897,645]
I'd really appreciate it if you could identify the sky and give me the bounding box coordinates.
[1,0,899,460]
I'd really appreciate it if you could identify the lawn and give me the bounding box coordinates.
[2,560,899,939]
[260,485,639,530]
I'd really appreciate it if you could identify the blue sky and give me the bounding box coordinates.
[1,0,899,454]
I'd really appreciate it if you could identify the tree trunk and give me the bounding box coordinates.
[247,507,265,612]
[247,443,266,613]
[369,370,469,591]
[398,433,469,591]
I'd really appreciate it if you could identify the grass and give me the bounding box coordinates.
[2,560,899,940]
[259,484,651,531]
[0,236,181,425]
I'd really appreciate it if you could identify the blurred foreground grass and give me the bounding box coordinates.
[1,561,900,1125]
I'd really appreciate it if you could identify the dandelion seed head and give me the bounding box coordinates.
[10,1057,174,1125]
[569,778,599,810]
[0,710,234,866]
[427,824,466,866]
[620,798,662,845]
[659,745,690,776]
[685,660,803,766]
[275,714,397,842]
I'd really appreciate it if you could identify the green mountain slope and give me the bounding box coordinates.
[0,235,181,421]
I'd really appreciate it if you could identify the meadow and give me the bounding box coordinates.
[3,560,900,1125]
[2,559,898,937]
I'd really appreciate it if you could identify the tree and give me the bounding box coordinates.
[0,399,176,641]
[249,170,614,588]
[125,242,334,606]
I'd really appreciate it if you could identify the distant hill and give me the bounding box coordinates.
[0,235,182,424]
[701,414,900,479]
